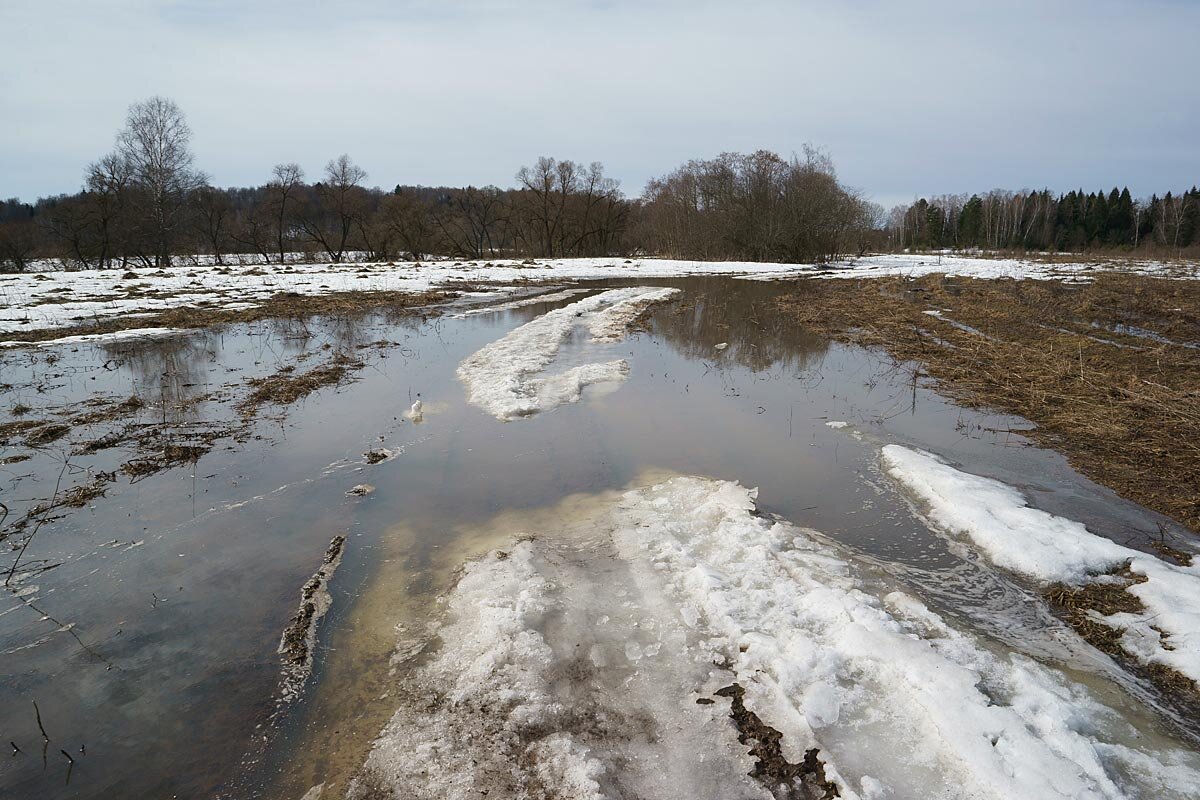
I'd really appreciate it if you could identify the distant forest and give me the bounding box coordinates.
[1,96,1196,272]
[887,188,1200,254]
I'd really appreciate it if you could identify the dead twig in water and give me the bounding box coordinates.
[5,457,70,587]
[34,700,49,742]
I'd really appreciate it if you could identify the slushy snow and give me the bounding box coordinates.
[351,476,1200,800]
[882,444,1200,685]
[4,254,1193,339]
[457,287,679,420]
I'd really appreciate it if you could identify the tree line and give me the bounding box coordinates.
[3,96,1196,273]
[0,97,872,272]
[888,188,1200,255]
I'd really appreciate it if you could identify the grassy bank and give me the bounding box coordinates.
[777,274,1200,536]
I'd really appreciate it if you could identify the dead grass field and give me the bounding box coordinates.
[777,274,1200,535]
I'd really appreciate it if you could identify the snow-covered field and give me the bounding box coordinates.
[2,253,1195,342]
[351,476,1200,799]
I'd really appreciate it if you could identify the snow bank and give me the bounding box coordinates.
[456,287,679,420]
[882,444,1200,684]
[352,476,1200,799]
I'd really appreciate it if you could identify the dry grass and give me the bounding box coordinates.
[777,274,1200,535]
[1045,568,1199,698]
[239,354,363,413]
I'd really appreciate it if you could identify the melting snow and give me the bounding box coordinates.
[352,476,1200,799]
[456,287,680,420]
[882,444,1200,685]
[4,254,1192,338]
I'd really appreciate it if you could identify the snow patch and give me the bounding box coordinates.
[456,287,679,420]
[0,327,187,348]
[882,444,1200,684]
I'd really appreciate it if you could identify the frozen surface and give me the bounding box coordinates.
[882,444,1200,685]
[353,476,1200,800]
[456,287,679,420]
[3,253,1194,337]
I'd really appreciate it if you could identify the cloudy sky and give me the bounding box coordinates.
[3,0,1198,207]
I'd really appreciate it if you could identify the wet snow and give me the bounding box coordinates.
[456,287,679,420]
[4,254,1194,338]
[882,444,1200,686]
[352,476,1200,800]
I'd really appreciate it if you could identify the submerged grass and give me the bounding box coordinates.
[777,274,1200,536]
[239,354,364,413]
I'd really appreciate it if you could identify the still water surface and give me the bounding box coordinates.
[0,278,1193,798]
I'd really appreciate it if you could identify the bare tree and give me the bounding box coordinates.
[431,186,507,258]
[267,163,304,263]
[0,219,36,273]
[116,96,207,266]
[297,154,369,262]
[377,190,436,261]
[192,187,232,265]
[84,152,134,268]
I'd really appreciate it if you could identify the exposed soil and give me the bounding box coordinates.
[776,274,1200,537]
[714,683,840,800]
[280,534,347,669]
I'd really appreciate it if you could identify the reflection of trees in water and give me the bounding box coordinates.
[103,334,216,414]
[309,309,425,354]
[648,278,830,373]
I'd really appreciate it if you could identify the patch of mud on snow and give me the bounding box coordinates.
[350,477,1200,800]
[881,444,1200,687]
[456,286,680,421]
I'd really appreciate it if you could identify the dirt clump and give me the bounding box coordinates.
[1045,566,1199,699]
[23,422,71,447]
[0,419,43,445]
[280,534,347,669]
[714,683,840,799]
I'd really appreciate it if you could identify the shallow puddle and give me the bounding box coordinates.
[1,278,1196,799]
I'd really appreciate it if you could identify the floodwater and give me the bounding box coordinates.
[0,278,1196,799]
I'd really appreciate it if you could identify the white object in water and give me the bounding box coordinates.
[410,394,423,416]
[714,342,729,350]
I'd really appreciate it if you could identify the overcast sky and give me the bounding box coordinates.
[2,0,1198,208]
